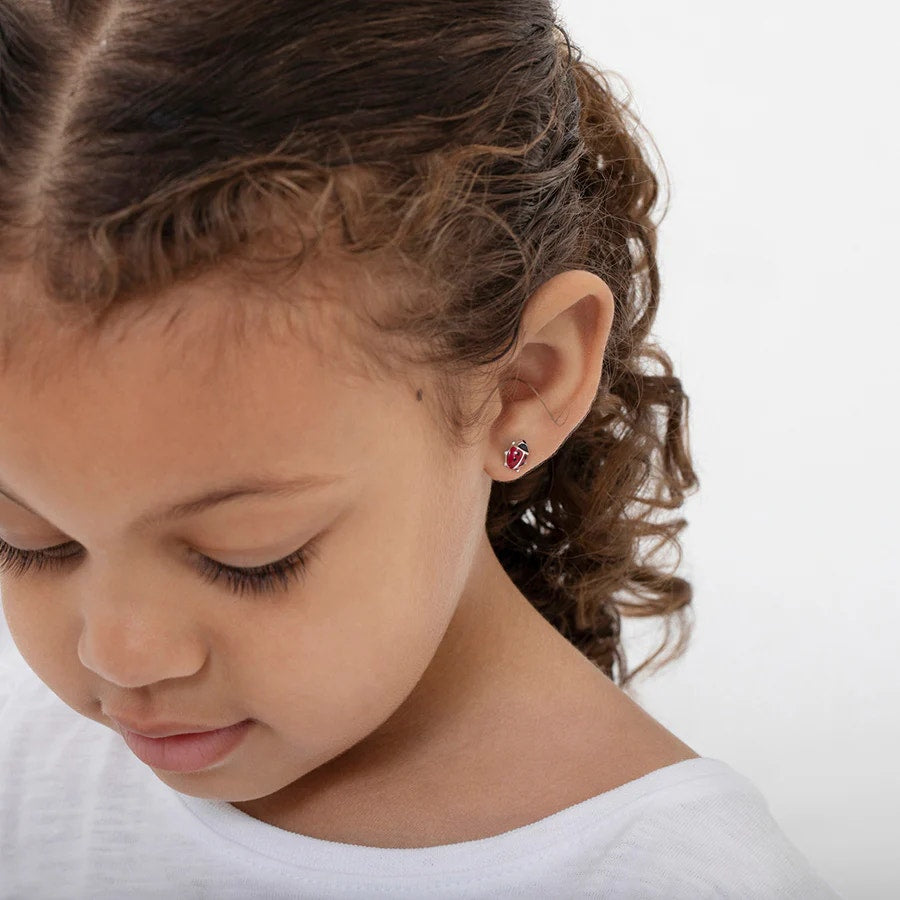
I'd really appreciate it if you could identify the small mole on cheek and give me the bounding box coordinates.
[416,389,423,401]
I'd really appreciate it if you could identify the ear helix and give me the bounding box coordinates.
[503,439,530,472]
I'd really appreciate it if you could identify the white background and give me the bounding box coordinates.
[554,1,899,897]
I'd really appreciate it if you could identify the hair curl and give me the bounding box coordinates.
[0,0,698,690]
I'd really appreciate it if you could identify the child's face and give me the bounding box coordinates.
[0,265,503,805]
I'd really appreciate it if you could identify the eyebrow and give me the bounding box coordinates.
[0,472,342,533]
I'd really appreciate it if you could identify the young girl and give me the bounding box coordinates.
[0,1,841,896]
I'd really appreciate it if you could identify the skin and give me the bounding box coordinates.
[0,262,697,848]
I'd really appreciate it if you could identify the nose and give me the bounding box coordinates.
[77,597,207,689]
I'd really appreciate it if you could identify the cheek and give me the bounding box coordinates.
[234,571,454,733]
[0,581,82,699]
[230,508,463,736]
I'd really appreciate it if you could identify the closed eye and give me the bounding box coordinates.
[0,536,320,598]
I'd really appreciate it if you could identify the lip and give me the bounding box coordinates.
[113,718,254,773]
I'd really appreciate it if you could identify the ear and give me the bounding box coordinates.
[484,270,614,481]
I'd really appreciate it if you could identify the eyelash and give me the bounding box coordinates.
[0,537,318,598]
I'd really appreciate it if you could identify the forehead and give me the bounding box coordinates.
[0,264,414,519]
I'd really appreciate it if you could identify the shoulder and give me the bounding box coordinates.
[549,673,843,898]
[590,765,844,898]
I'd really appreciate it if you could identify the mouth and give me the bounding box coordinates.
[114,718,255,773]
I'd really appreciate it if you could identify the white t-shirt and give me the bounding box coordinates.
[0,623,842,899]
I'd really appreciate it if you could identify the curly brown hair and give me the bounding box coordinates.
[0,0,698,691]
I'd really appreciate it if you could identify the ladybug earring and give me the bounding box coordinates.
[503,439,529,472]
